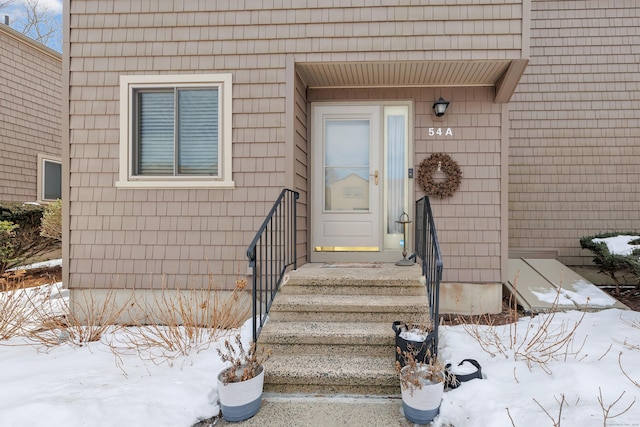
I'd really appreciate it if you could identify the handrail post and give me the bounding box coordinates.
[293,191,299,270]
[248,248,258,343]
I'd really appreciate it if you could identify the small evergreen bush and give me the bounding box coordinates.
[40,199,62,241]
[0,220,20,268]
[580,232,640,295]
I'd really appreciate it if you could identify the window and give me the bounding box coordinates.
[117,74,234,188]
[38,154,62,201]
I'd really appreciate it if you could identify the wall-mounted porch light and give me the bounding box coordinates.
[432,97,450,117]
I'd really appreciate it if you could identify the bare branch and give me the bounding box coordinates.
[598,387,636,425]
[0,1,17,11]
[505,407,516,427]
[533,394,566,427]
[598,343,613,361]
[9,0,60,46]
[618,352,640,388]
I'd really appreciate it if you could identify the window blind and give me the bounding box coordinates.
[138,91,175,175]
[177,89,218,175]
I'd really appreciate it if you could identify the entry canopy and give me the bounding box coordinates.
[297,59,528,103]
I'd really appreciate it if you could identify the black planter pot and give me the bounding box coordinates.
[392,321,436,367]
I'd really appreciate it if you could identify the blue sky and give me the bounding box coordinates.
[2,0,63,52]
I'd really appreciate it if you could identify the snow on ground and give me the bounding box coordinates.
[0,281,249,427]
[1,278,640,426]
[8,258,63,271]
[436,309,640,427]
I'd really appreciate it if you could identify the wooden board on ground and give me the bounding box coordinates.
[507,259,577,313]
[523,258,627,311]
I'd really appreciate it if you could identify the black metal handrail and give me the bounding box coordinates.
[413,196,444,356]
[246,189,299,342]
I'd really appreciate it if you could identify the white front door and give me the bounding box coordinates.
[311,105,381,252]
[310,103,411,262]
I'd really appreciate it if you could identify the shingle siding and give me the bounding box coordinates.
[509,1,640,265]
[67,0,522,289]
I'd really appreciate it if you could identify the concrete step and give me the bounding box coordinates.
[285,263,423,289]
[258,321,394,357]
[268,294,430,323]
[280,280,426,296]
[214,395,406,427]
[263,354,399,395]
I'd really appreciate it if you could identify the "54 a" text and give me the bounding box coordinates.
[428,128,453,137]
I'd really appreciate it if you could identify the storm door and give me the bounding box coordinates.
[311,103,411,262]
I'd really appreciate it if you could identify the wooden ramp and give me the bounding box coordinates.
[507,258,628,313]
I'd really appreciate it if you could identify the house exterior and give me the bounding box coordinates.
[0,23,62,203]
[62,1,639,313]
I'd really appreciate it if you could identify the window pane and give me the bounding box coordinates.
[386,114,405,234]
[43,160,61,200]
[138,91,174,175]
[177,89,219,175]
[324,119,370,211]
[325,120,369,167]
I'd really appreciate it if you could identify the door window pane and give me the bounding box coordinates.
[324,119,370,211]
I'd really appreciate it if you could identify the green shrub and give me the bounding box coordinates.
[580,232,640,295]
[0,202,61,274]
[0,220,19,266]
[40,199,62,241]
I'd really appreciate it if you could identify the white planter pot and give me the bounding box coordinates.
[400,366,444,424]
[217,365,264,422]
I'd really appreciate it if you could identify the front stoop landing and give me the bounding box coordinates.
[257,262,428,396]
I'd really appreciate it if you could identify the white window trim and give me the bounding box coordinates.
[116,73,234,189]
[37,153,62,202]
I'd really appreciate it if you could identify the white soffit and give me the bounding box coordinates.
[297,60,512,88]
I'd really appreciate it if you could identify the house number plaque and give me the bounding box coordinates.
[428,127,453,137]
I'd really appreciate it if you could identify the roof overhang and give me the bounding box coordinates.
[297,59,528,103]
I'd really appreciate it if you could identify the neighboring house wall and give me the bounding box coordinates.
[65,1,524,291]
[0,24,62,202]
[509,1,640,265]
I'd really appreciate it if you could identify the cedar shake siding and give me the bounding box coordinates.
[509,1,640,266]
[65,0,527,291]
[0,24,62,202]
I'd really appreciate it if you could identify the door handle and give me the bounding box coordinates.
[370,170,379,186]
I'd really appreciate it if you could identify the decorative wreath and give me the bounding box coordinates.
[417,153,462,199]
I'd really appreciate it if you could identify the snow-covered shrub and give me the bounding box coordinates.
[580,232,640,295]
